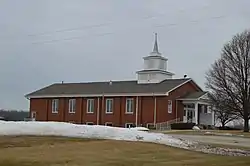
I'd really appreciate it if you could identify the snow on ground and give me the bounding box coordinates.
[0,121,192,149]
[1,121,250,156]
[130,127,150,131]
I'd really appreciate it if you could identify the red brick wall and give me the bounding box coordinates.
[169,80,201,120]
[30,98,48,121]
[29,80,202,126]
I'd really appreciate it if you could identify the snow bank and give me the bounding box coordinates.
[130,127,149,131]
[0,121,193,149]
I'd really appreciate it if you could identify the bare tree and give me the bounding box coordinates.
[209,93,238,129]
[206,30,250,132]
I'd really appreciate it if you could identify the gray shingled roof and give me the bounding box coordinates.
[25,78,191,97]
[180,91,207,99]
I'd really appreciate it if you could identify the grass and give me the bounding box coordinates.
[0,136,250,166]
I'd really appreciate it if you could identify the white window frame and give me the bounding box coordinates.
[105,122,113,126]
[125,98,134,114]
[146,123,155,129]
[125,123,134,128]
[86,99,94,113]
[52,99,59,113]
[168,100,172,113]
[86,122,94,125]
[68,99,76,113]
[105,99,113,114]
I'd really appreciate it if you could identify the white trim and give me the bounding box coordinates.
[166,78,204,95]
[177,98,199,101]
[166,79,192,94]
[52,99,59,113]
[26,93,167,99]
[136,70,174,75]
[68,99,76,113]
[143,55,167,61]
[197,92,209,100]
[183,103,196,123]
[86,99,94,113]
[182,100,210,106]
[146,123,155,128]
[31,111,36,119]
[125,123,134,128]
[191,79,204,91]
[195,102,198,124]
[168,100,172,113]
[197,101,211,105]
[177,92,209,101]
[86,122,94,125]
[105,98,113,114]
[125,98,134,114]
[105,122,113,126]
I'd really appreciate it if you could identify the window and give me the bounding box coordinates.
[69,99,76,113]
[105,122,113,126]
[105,99,113,113]
[201,105,208,113]
[87,99,94,113]
[86,122,94,125]
[159,60,166,70]
[147,123,155,129]
[126,98,134,114]
[168,100,172,113]
[52,99,59,113]
[125,123,134,128]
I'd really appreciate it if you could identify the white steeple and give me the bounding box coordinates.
[136,33,174,84]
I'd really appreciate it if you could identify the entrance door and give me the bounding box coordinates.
[187,109,194,123]
[31,111,36,121]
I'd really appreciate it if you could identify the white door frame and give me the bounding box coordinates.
[182,101,198,124]
[31,111,36,121]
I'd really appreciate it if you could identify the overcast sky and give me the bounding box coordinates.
[0,0,250,110]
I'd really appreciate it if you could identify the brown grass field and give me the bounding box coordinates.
[0,136,250,166]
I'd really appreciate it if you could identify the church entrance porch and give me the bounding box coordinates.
[177,92,215,126]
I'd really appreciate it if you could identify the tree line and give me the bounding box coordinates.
[0,110,29,121]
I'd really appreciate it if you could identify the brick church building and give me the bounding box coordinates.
[25,33,214,128]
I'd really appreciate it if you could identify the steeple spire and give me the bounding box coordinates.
[152,33,159,53]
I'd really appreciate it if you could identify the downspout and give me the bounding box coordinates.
[153,93,157,126]
[175,100,178,120]
[62,98,66,122]
[46,99,49,121]
[97,97,100,125]
[135,96,139,127]
[80,98,83,124]
[101,94,104,125]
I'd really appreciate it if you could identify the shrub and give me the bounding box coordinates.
[218,126,242,130]
[170,123,196,130]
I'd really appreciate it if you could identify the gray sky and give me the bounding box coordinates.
[0,0,250,110]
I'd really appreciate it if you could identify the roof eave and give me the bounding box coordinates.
[27,92,169,99]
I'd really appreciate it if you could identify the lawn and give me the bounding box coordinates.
[0,136,250,166]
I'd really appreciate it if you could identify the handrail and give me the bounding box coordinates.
[155,118,181,130]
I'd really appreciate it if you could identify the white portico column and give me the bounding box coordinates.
[195,102,198,124]
[211,107,215,125]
